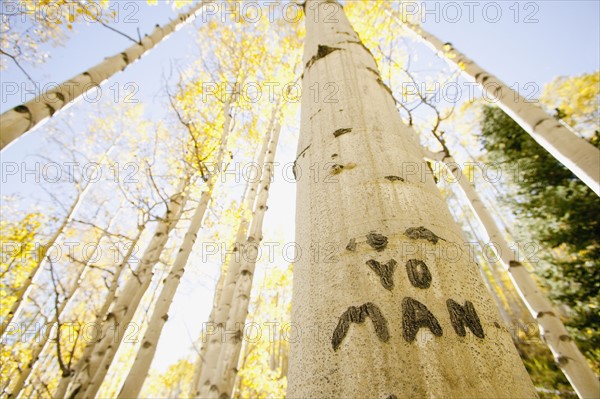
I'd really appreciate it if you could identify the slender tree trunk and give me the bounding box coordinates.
[1,144,118,338]
[200,121,281,399]
[2,190,80,338]
[188,182,252,397]
[459,206,530,326]
[287,2,537,397]
[6,210,123,399]
[192,109,275,397]
[440,156,600,399]
[52,224,145,399]
[64,177,190,399]
[80,100,232,398]
[116,104,233,399]
[399,20,600,196]
[0,2,207,150]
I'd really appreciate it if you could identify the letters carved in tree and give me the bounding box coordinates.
[333,229,485,352]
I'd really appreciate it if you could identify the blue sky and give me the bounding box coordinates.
[1,0,599,383]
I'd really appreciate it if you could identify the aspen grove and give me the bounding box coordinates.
[1,1,599,399]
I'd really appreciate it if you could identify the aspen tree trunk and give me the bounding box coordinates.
[433,168,531,326]
[398,21,600,196]
[0,199,74,337]
[6,209,124,399]
[444,205,515,329]
[117,106,234,399]
[81,100,233,398]
[439,156,600,399]
[287,2,537,398]
[1,143,118,337]
[192,109,275,396]
[52,224,145,399]
[200,122,281,399]
[65,177,190,399]
[459,208,530,326]
[0,2,209,150]
[7,282,72,398]
[2,186,89,337]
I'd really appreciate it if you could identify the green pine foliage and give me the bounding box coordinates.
[479,105,600,374]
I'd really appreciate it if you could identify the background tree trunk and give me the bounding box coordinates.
[193,107,276,397]
[206,121,281,399]
[117,102,234,399]
[52,223,145,399]
[440,156,600,399]
[65,176,190,399]
[399,20,600,196]
[0,2,207,150]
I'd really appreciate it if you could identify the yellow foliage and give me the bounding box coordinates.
[235,265,292,399]
[141,359,195,397]
[541,70,600,138]
[0,213,43,318]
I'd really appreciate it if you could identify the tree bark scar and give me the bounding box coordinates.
[67,386,81,399]
[559,334,573,342]
[332,303,390,351]
[402,297,443,342]
[366,232,388,251]
[366,259,397,290]
[346,238,357,251]
[405,259,432,289]
[14,105,33,128]
[533,117,550,129]
[376,77,397,103]
[404,226,445,244]
[121,51,130,65]
[336,31,355,38]
[536,311,556,318]
[426,161,438,183]
[333,128,352,137]
[508,260,523,268]
[446,299,485,338]
[385,176,404,182]
[310,108,322,120]
[331,164,344,174]
[293,144,311,181]
[556,355,570,367]
[45,102,58,116]
[366,66,380,77]
[305,45,341,70]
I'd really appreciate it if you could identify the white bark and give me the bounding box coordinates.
[64,177,189,399]
[460,207,531,326]
[7,279,73,399]
[2,179,97,338]
[5,211,122,399]
[0,2,208,150]
[287,2,537,397]
[0,196,76,338]
[441,157,600,399]
[198,122,281,399]
[1,143,118,338]
[116,103,233,399]
[398,20,600,196]
[192,108,276,397]
[52,224,145,399]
